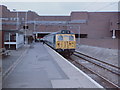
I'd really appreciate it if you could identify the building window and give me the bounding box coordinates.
[75,34,88,38]
[13,18,17,21]
[4,32,16,42]
[22,18,24,21]
[0,18,9,20]
[10,18,12,20]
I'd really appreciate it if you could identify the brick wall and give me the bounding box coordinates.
[79,38,118,49]
[1,5,119,49]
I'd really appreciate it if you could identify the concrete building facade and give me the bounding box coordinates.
[1,5,119,49]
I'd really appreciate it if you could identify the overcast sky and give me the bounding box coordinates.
[1,0,119,16]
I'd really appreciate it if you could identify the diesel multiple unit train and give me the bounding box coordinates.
[43,30,76,56]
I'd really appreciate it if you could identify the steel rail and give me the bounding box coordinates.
[74,52,120,76]
[69,57,120,88]
[75,50,120,70]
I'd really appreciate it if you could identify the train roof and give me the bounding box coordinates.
[43,30,74,38]
[51,30,74,35]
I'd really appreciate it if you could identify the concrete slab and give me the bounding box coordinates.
[0,75,2,90]
[3,43,103,88]
[3,43,68,88]
[0,54,2,89]
[51,80,81,88]
[2,45,30,75]
[76,44,118,67]
[45,45,103,88]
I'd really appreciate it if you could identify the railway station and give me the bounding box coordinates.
[0,2,120,89]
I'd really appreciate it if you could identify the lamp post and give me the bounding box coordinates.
[13,9,19,30]
[24,11,28,45]
[34,18,38,31]
[34,18,38,40]
[34,20,36,31]
[13,9,19,49]
[16,11,19,30]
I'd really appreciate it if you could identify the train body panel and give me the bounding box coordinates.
[43,30,76,56]
[56,34,76,49]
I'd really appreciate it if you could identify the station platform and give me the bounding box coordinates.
[3,43,103,88]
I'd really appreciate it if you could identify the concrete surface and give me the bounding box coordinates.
[46,45,103,88]
[3,43,68,88]
[2,43,103,88]
[76,44,118,67]
[2,45,30,75]
[0,54,2,90]
[0,75,1,90]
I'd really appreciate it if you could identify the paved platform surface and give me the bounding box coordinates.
[0,55,1,89]
[0,75,1,90]
[2,45,30,75]
[3,43,103,88]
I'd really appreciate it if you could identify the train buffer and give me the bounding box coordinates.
[3,43,103,88]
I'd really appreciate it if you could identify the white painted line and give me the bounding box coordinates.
[45,44,104,88]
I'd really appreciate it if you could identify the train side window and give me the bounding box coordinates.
[69,35,74,41]
[53,35,55,44]
[58,35,63,41]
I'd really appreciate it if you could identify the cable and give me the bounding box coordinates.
[94,2,117,12]
[82,2,98,11]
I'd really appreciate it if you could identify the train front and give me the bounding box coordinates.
[55,30,76,56]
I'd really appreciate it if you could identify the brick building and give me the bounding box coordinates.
[0,5,119,49]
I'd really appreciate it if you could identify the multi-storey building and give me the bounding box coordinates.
[0,5,119,49]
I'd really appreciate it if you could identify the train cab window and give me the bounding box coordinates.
[61,30,70,34]
[69,35,74,41]
[58,35,63,41]
[61,30,66,34]
[66,30,70,34]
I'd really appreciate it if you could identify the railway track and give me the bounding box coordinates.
[68,51,120,88]
[75,51,120,76]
